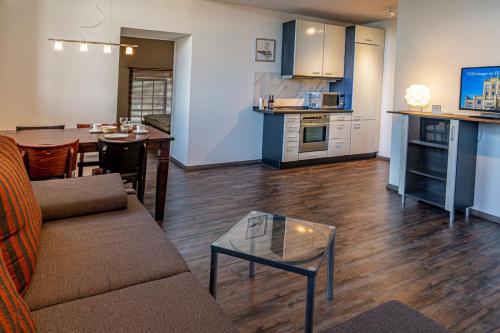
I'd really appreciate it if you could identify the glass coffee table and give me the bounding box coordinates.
[209,211,336,333]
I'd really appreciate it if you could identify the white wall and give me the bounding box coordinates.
[389,0,500,217]
[368,18,397,158]
[171,36,193,165]
[0,0,345,166]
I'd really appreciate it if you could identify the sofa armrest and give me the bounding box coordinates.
[31,174,128,222]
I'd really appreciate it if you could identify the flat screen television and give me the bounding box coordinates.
[460,66,500,112]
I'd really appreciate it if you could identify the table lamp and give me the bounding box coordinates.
[405,84,432,111]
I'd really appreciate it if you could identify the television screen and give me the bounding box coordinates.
[460,66,500,112]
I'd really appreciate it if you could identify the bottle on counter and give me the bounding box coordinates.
[258,97,265,110]
[268,95,274,109]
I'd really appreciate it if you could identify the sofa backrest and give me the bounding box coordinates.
[0,135,42,294]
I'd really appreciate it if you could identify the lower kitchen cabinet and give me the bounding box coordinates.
[328,138,350,157]
[299,150,328,160]
[350,119,378,155]
[283,142,299,162]
[259,109,376,168]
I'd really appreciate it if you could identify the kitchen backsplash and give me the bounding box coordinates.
[253,72,330,107]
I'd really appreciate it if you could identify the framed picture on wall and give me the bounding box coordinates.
[255,38,276,62]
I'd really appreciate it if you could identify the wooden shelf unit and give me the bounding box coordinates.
[399,115,479,223]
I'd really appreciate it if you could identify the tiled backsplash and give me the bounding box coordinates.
[253,72,330,107]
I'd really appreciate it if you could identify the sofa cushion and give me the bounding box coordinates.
[0,135,42,294]
[0,248,35,332]
[24,195,189,311]
[143,114,171,133]
[322,300,450,333]
[32,272,237,333]
[31,174,128,221]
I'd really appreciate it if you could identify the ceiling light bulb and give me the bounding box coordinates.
[306,27,316,35]
[80,42,88,52]
[53,40,63,51]
[103,44,112,54]
[125,46,133,55]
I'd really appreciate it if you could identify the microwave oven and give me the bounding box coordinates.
[308,92,344,110]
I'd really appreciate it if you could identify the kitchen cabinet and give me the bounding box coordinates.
[299,150,328,161]
[351,42,384,121]
[330,25,385,155]
[282,114,300,162]
[282,20,346,78]
[294,20,324,77]
[355,25,385,46]
[328,139,350,157]
[283,142,300,162]
[350,120,378,155]
[323,25,346,78]
[329,120,351,139]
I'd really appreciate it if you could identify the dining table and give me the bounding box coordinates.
[1,126,174,221]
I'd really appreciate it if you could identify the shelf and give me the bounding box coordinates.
[407,169,447,182]
[409,140,448,150]
[406,190,445,209]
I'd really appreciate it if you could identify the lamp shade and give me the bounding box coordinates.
[405,84,432,109]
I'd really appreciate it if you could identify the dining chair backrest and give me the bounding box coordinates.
[97,138,147,176]
[17,140,79,180]
[16,125,65,131]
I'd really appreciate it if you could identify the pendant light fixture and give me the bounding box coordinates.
[80,42,89,52]
[49,0,137,55]
[53,40,63,51]
[103,44,112,54]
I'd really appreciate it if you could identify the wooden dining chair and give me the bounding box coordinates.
[17,140,79,180]
[76,124,100,177]
[96,138,148,202]
[16,125,65,131]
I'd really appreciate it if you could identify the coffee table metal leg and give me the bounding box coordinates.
[209,250,218,298]
[249,261,256,277]
[326,235,335,300]
[305,275,316,333]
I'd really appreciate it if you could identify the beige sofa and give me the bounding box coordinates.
[25,174,237,332]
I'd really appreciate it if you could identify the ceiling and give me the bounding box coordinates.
[209,0,397,24]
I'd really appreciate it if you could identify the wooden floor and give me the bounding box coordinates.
[143,156,500,333]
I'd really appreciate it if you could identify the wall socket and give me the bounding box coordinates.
[432,105,442,115]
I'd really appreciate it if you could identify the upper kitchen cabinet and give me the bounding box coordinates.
[354,25,385,46]
[294,20,324,77]
[323,25,346,78]
[281,20,346,79]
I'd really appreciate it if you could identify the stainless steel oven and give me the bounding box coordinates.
[299,114,330,153]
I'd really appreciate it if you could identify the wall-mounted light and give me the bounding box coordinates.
[103,44,112,54]
[79,42,88,52]
[389,10,396,17]
[53,40,63,51]
[125,46,134,55]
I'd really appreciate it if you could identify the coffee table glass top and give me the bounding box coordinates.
[212,211,336,271]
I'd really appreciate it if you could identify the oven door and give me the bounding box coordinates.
[299,124,330,153]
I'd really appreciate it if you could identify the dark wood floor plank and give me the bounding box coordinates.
[142,156,500,333]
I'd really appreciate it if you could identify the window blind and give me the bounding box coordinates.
[128,68,173,123]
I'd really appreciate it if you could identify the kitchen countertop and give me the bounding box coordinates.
[253,106,353,115]
[388,110,500,125]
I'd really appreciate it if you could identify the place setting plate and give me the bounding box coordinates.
[103,133,129,139]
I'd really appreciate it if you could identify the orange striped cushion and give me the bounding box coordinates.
[0,248,36,332]
[0,135,42,294]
